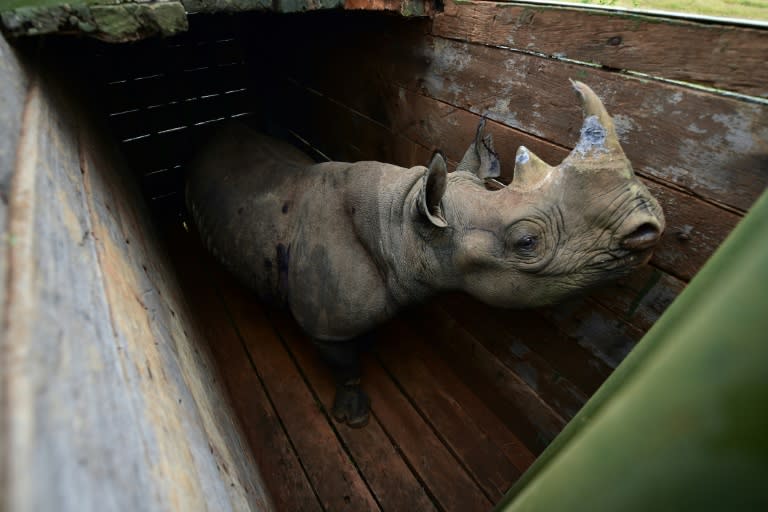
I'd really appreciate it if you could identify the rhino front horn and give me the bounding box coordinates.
[568,80,624,157]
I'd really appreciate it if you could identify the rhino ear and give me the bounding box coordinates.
[419,151,449,228]
[456,117,501,179]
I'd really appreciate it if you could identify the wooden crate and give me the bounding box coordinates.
[1,2,766,511]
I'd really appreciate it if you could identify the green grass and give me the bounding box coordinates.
[579,0,768,20]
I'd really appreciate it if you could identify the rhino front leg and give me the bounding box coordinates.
[313,337,372,428]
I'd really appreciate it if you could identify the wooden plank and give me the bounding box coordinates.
[0,35,29,418]
[405,303,567,453]
[109,89,250,141]
[2,79,160,512]
[3,69,272,511]
[213,271,382,512]
[80,108,276,511]
[395,36,767,212]
[266,307,440,512]
[263,19,766,212]
[273,78,433,167]
[166,228,322,512]
[1,1,188,42]
[643,181,742,281]
[433,0,768,98]
[543,298,647,369]
[376,319,530,499]
[381,319,536,472]
[434,295,591,421]
[363,352,495,511]
[589,265,686,333]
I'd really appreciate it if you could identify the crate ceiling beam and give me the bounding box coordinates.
[0,0,434,41]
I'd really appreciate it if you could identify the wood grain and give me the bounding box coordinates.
[406,303,567,453]
[364,353,495,511]
[268,307,441,512]
[434,0,768,98]
[167,229,322,512]
[376,320,529,499]
[435,295,591,420]
[80,108,275,512]
[2,55,274,510]
[381,320,537,473]
[589,265,686,334]
[217,274,383,512]
[261,17,767,212]
[0,37,29,397]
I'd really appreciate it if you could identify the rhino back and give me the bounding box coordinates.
[285,161,425,340]
[186,126,314,298]
[188,126,427,340]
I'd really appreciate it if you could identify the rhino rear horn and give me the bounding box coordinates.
[456,116,501,179]
[511,146,553,190]
[419,151,449,228]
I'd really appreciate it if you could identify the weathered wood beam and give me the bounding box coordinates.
[1,1,188,42]
[1,0,433,41]
[434,0,768,98]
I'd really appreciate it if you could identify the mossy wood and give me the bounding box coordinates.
[0,0,433,41]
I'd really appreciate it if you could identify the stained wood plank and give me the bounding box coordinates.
[80,115,275,511]
[381,319,536,472]
[396,36,767,212]
[376,320,530,499]
[3,62,273,510]
[433,0,768,98]
[589,265,686,333]
[405,303,567,453]
[214,272,382,512]
[272,78,433,168]
[266,308,441,512]
[543,299,647,369]
[166,229,322,512]
[0,34,29,416]
[3,77,156,512]
[435,295,591,420]
[363,353,495,511]
[263,20,767,212]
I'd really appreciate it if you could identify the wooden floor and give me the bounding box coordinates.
[164,223,536,512]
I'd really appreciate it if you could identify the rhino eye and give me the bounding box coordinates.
[514,234,539,253]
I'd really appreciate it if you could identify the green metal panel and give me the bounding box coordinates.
[496,190,768,511]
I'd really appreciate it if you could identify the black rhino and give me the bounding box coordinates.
[187,81,665,427]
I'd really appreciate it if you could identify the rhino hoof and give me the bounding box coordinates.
[332,380,370,428]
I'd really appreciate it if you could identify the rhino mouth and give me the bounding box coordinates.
[585,248,654,274]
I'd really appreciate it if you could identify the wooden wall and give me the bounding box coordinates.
[0,34,275,512]
[238,3,767,452]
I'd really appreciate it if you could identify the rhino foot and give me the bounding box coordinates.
[332,379,370,428]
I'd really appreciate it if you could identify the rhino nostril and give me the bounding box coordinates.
[622,222,661,251]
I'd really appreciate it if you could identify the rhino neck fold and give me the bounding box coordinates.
[369,171,461,309]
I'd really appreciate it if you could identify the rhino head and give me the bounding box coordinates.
[415,81,665,307]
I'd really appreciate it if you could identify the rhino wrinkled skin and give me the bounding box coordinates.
[187,81,665,427]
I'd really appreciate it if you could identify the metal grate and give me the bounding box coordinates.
[92,13,254,215]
